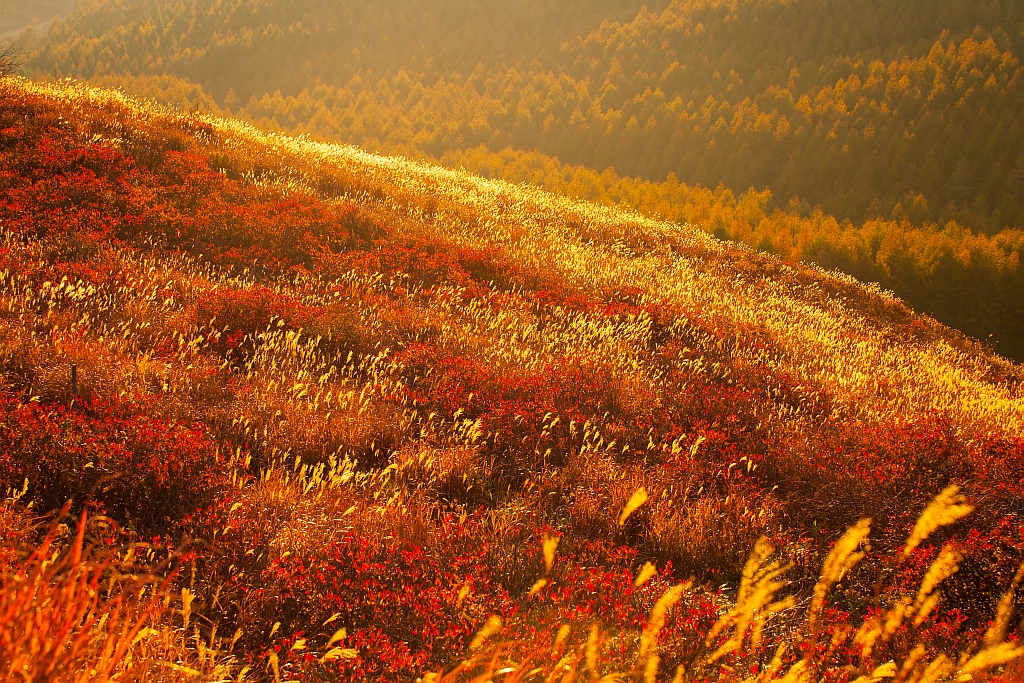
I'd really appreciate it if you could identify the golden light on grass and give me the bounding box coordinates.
[542,534,560,574]
[634,561,658,587]
[637,582,690,664]
[985,563,1024,647]
[469,616,503,651]
[705,538,795,663]
[903,485,974,558]
[808,518,870,637]
[619,487,649,526]
[0,76,1022,682]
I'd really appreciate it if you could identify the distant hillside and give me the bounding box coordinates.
[1,77,1022,680]
[20,0,1024,233]
[18,0,651,97]
[0,0,74,41]
[15,0,1024,362]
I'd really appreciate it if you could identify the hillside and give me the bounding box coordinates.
[438,146,1024,363]
[14,0,1024,362]
[1,77,1023,680]
[20,0,1024,232]
[16,0,651,96]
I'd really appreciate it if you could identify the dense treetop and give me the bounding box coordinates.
[20,0,649,97]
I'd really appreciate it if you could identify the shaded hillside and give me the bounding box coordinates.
[19,0,651,98]
[0,77,1022,680]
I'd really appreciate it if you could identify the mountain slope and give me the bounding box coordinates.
[21,0,1024,232]
[1,77,1022,680]
[16,0,1024,362]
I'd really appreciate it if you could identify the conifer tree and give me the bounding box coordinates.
[945,159,976,209]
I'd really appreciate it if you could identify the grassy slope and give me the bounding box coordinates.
[0,77,1022,680]
[18,0,1024,361]
[14,2,1024,362]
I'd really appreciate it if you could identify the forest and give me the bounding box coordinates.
[21,0,1024,232]
[11,0,1024,359]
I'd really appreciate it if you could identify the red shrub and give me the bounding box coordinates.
[0,392,225,531]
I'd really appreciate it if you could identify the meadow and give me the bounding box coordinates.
[0,76,1023,681]
[16,0,1024,360]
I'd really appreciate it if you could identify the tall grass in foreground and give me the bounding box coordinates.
[2,485,1020,682]
[0,497,236,682]
[420,485,1023,683]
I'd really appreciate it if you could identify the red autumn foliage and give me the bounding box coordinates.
[0,79,1020,680]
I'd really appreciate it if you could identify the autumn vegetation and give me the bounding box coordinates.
[0,74,1022,681]
[8,0,1024,358]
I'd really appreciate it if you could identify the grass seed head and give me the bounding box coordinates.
[619,487,648,526]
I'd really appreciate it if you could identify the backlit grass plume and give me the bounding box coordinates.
[434,487,1023,682]
[902,485,974,559]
